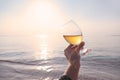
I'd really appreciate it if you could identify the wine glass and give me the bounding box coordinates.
[61,20,89,55]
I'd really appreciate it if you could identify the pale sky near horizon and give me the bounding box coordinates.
[0,0,120,36]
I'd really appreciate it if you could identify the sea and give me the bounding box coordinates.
[0,34,120,80]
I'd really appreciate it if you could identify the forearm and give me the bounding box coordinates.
[64,64,80,80]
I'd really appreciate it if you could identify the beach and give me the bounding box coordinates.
[0,54,120,80]
[0,0,120,80]
[0,35,120,80]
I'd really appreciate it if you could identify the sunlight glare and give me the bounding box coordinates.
[35,45,49,60]
[26,0,64,29]
[36,65,53,72]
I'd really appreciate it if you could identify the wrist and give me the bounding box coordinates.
[69,64,80,70]
[64,64,80,80]
[69,61,80,69]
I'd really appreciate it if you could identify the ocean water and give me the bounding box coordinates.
[0,35,120,80]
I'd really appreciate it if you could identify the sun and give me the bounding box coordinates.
[26,1,64,28]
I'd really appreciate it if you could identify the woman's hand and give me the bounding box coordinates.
[64,42,85,67]
[63,42,85,80]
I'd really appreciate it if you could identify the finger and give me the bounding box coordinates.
[72,45,80,53]
[64,44,73,61]
[64,52,69,60]
[76,41,85,52]
[71,45,78,49]
[82,49,91,56]
[67,44,73,49]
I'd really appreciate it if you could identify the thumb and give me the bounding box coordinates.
[77,41,85,52]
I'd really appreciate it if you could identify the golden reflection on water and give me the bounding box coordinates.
[34,34,51,60]
[34,47,49,60]
[34,34,62,60]
[35,50,49,60]
[44,77,51,80]
[36,65,53,72]
[34,35,54,80]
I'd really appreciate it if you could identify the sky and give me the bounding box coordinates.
[0,0,120,36]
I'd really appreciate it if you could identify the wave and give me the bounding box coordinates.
[0,59,44,66]
[111,35,120,37]
[0,57,66,66]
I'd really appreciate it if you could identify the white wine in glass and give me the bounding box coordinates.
[63,35,83,45]
[62,20,89,54]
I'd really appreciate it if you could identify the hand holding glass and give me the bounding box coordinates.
[61,20,89,55]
